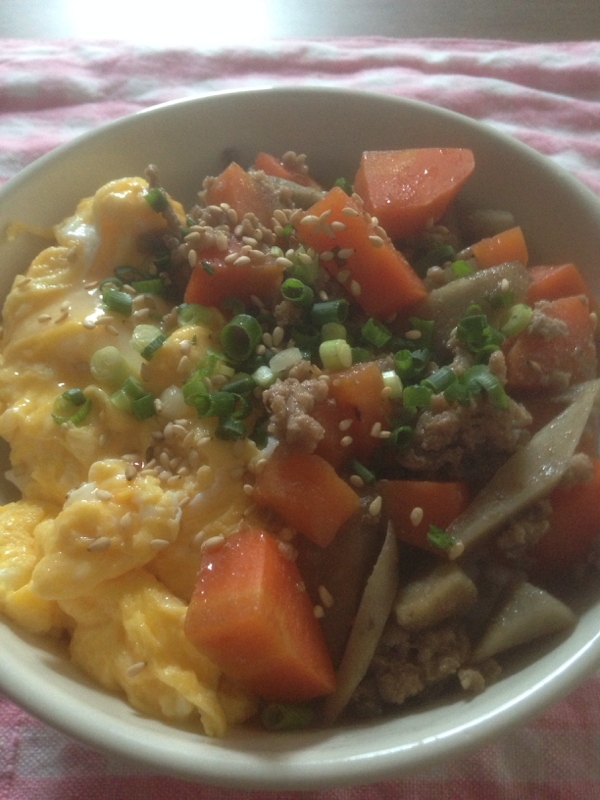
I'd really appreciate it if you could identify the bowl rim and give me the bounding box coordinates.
[1,85,600,789]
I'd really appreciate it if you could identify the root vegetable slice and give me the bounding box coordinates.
[446,378,600,555]
[472,581,576,662]
[322,523,399,723]
[416,261,530,354]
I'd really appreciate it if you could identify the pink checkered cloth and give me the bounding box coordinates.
[2,36,600,799]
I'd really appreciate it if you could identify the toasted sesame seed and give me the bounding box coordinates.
[60,300,71,312]
[38,313,52,323]
[201,534,225,551]
[278,541,297,560]
[87,536,111,552]
[106,324,119,336]
[336,269,351,284]
[369,235,385,248]
[591,312,598,331]
[126,661,147,678]
[272,326,285,347]
[350,280,362,297]
[349,474,365,489]
[188,249,197,268]
[279,526,296,541]
[120,512,133,529]
[313,605,325,619]
[331,221,348,232]
[95,489,113,501]
[233,255,251,267]
[369,496,383,517]
[338,248,355,260]
[99,433,108,447]
[297,252,313,266]
[381,386,393,400]
[300,214,319,226]
[500,278,510,292]
[243,483,254,496]
[370,421,382,438]
[379,430,392,439]
[340,435,353,447]
[54,310,69,324]
[262,332,273,348]
[125,465,137,481]
[224,251,239,264]
[342,206,360,217]
[449,541,465,560]
[405,329,422,340]
[338,418,353,432]
[249,249,266,261]
[177,355,191,374]
[150,538,170,550]
[215,231,229,251]
[82,318,96,329]
[318,585,334,608]
[319,251,334,262]
[84,280,99,290]
[410,506,424,526]
[242,236,258,247]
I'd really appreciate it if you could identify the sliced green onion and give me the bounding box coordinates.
[145,187,169,213]
[52,391,92,425]
[289,247,319,285]
[451,259,476,277]
[394,348,430,383]
[427,525,456,550]
[456,310,504,362]
[310,299,349,326]
[195,391,236,419]
[220,297,246,317]
[349,459,376,485]
[382,370,403,399]
[281,278,314,309]
[351,346,372,364]
[402,384,433,409]
[463,365,509,409]
[110,388,133,413]
[178,303,220,328]
[99,276,123,291]
[101,285,133,317]
[222,376,256,395]
[261,702,315,731]
[131,278,165,295]
[500,303,533,338]
[362,317,392,348]
[141,334,167,361]
[131,393,157,420]
[201,259,215,275]
[389,424,414,450]
[220,314,263,362]
[290,323,320,353]
[321,322,347,342]
[408,317,435,348]
[131,325,164,355]
[414,242,456,273]
[422,365,457,394]
[443,381,472,406]
[182,372,209,407]
[333,177,353,196]
[252,365,276,389]
[216,417,246,441]
[90,346,131,387]
[114,266,144,284]
[319,339,352,372]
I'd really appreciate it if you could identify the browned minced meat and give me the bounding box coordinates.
[495,499,552,563]
[528,303,570,339]
[348,618,496,718]
[395,395,532,482]
[263,370,330,450]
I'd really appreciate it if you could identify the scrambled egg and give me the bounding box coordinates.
[0,177,260,735]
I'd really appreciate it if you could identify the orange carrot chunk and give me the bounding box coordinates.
[296,186,427,319]
[253,449,361,547]
[183,235,284,307]
[526,263,597,309]
[314,362,391,469]
[253,152,320,188]
[531,458,600,581]
[204,161,276,226]
[504,295,597,392]
[353,148,475,240]
[184,528,336,702]
[380,479,472,554]
[470,226,529,269]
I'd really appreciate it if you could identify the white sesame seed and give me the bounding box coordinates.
[229,466,244,480]
[125,465,137,481]
[82,318,96,329]
[120,512,133,529]
[59,300,71,312]
[243,483,254,496]
[350,280,362,297]
[369,235,385,248]
[379,430,392,439]
[319,251,335,262]
[126,661,147,678]
[338,248,355,260]
[349,474,365,489]
[201,534,225,552]
[590,312,598,331]
[188,249,197,268]
[405,329,422,340]
[340,435,353,447]
[95,489,113,501]
[449,541,465,560]
[233,255,251,267]
[370,421,382,438]
[381,386,393,400]
[278,541,298,560]
[336,269,351,284]
[262,332,273,348]
[272,326,285,347]
[500,278,510,292]
[87,536,111,552]
[410,507,424,526]
[300,214,319,226]
[318,585,334,608]
[331,221,348,232]
[313,605,325,618]
[106,324,119,336]
[150,538,170,550]
[342,206,360,217]
[369,496,383,517]
[338,418,353,432]
[38,313,51,323]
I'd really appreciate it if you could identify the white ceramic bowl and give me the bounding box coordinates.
[1,87,600,790]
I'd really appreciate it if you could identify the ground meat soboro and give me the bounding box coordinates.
[263,368,330,451]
